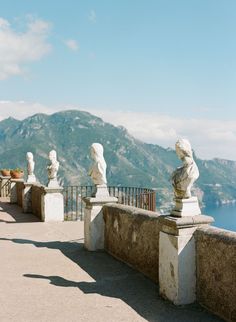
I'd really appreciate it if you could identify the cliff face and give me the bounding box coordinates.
[0,110,236,208]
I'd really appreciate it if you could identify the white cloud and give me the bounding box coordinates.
[0,101,236,161]
[0,101,52,120]
[88,10,96,23]
[64,39,79,51]
[88,109,236,161]
[0,16,52,80]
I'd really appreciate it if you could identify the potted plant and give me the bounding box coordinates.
[10,168,24,179]
[1,169,11,177]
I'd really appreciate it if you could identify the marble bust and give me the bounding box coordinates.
[26,152,36,183]
[47,150,60,187]
[171,139,199,199]
[89,143,107,186]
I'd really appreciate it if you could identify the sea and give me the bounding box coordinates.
[204,204,236,232]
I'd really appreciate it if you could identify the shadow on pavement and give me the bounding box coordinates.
[0,237,223,322]
[0,201,39,223]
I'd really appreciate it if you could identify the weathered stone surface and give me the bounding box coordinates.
[89,143,107,186]
[47,150,60,187]
[172,138,199,199]
[195,226,236,322]
[41,187,64,222]
[16,181,24,207]
[83,197,117,251]
[10,179,24,204]
[26,152,37,183]
[103,203,161,282]
[31,184,44,219]
[159,230,196,305]
[171,197,201,217]
[159,214,213,305]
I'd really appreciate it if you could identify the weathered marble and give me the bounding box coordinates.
[171,196,201,217]
[47,150,60,188]
[26,152,36,183]
[172,139,199,199]
[89,143,109,197]
[171,139,201,217]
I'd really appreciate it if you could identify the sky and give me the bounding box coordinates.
[0,0,236,160]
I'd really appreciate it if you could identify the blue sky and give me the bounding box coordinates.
[0,1,236,159]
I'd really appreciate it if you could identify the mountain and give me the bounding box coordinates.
[0,110,236,209]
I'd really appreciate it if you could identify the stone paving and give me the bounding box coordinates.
[0,199,223,322]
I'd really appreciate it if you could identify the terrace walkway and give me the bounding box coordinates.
[0,198,223,322]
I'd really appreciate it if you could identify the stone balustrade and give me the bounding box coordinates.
[2,173,235,322]
[10,179,64,222]
[95,203,236,322]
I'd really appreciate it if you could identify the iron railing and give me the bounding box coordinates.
[63,185,156,221]
[0,177,11,197]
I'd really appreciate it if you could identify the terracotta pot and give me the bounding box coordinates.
[1,170,11,177]
[10,170,24,179]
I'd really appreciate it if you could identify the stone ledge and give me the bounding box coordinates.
[23,182,41,188]
[0,175,11,179]
[83,197,118,206]
[102,203,161,218]
[10,178,24,183]
[159,214,214,235]
[159,214,214,227]
[42,186,64,194]
[196,225,236,242]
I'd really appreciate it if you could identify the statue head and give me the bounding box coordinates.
[175,139,193,160]
[49,150,57,162]
[90,143,104,162]
[26,152,34,161]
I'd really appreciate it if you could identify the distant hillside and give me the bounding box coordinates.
[0,110,236,209]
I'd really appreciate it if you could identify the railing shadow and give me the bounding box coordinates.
[0,237,222,322]
[0,201,39,223]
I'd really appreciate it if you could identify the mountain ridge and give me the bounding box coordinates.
[0,109,236,209]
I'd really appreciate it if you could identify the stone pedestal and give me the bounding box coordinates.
[0,175,11,197]
[10,179,24,203]
[159,214,214,305]
[171,197,201,217]
[83,196,118,251]
[41,187,64,222]
[47,178,60,188]
[27,174,37,183]
[93,184,109,198]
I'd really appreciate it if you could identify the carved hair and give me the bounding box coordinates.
[49,150,57,159]
[175,139,193,158]
[91,143,105,161]
[26,152,33,160]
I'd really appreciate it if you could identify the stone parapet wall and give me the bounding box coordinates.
[31,184,44,220]
[103,204,161,282]
[195,226,236,322]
